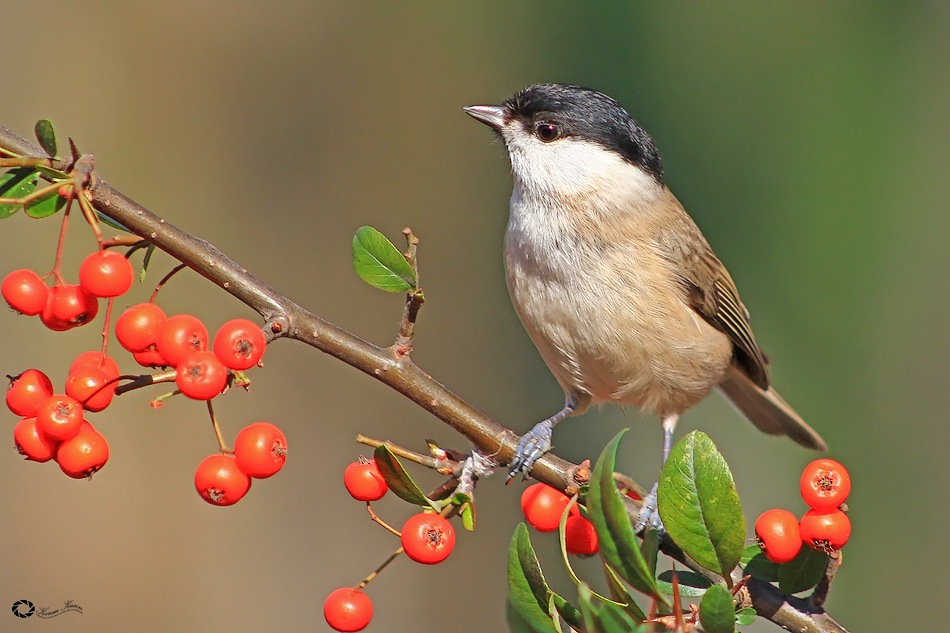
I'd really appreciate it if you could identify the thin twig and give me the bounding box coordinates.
[355,434,445,469]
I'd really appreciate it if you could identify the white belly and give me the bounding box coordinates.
[504,200,731,419]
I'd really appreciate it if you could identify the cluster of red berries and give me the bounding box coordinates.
[194,422,288,506]
[324,458,459,631]
[2,250,133,330]
[755,459,852,563]
[521,483,599,556]
[8,357,114,478]
[116,307,266,400]
[4,241,279,506]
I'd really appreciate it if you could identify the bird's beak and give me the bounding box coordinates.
[464,104,506,131]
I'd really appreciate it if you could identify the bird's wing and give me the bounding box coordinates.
[653,192,771,389]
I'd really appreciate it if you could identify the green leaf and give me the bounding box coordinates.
[603,564,648,622]
[699,584,736,633]
[453,493,476,531]
[0,168,39,218]
[588,430,667,605]
[25,187,67,218]
[372,445,437,510]
[596,602,643,633]
[640,528,660,578]
[735,607,757,626]
[656,570,712,597]
[740,544,762,564]
[35,165,70,180]
[95,209,131,233]
[656,430,745,578]
[506,524,580,633]
[742,552,779,583]
[139,243,157,283]
[778,546,828,595]
[578,582,648,633]
[577,582,598,633]
[34,119,57,157]
[351,226,416,292]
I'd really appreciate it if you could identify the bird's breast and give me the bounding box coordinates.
[504,191,732,418]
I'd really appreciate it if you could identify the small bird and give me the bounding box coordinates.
[464,84,826,490]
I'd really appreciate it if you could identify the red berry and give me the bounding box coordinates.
[6,369,54,417]
[343,459,389,501]
[56,422,109,478]
[35,394,84,442]
[800,459,851,512]
[41,284,98,330]
[233,422,287,478]
[155,314,208,366]
[133,347,168,368]
[521,483,574,532]
[324,587,373,632]
[213,318,266,370]
[13,417,58,462]
[79,250,134,298]
[2,269,48,315]
[175,350,228,400]
[65,365,116,412]
[70,351,120,380]
[755,508,802,563]
[194,454,251,506]
[564,514,599,556]
[800,509,851,553]
[401,512,456,564]
[115,302,166,352]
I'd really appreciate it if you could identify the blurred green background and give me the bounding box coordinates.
[1,2,946,631]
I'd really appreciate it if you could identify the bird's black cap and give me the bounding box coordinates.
[504,83,664,183]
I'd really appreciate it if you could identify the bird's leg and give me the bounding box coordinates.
[506,394,578,482]
[635,413,679,532]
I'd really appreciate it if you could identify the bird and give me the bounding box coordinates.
[464,83,826,498]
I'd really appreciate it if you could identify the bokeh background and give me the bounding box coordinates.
[1,2,947,631]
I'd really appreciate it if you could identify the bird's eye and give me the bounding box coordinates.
[535,123,560,142]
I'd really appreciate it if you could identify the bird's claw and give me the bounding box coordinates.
[506,420,554,482]
[634,483,665,534]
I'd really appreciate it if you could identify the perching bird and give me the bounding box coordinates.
[464,84,826,493]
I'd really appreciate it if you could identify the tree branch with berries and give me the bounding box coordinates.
[0,122,851,633]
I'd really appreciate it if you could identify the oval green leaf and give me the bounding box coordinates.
[35,166,70,180]
[0,168,39,218]
[25,188,67,218]
[699,584,736,633]
[640,528,659,577]
[656,570,712,597]
[95,209,132,233]
[372,445,437,510]
[735,607,757,626]
[604,564,648,622]
[742,551,780,583]
[453,492,476,531]
[588,430,666,605]
[778,546,828,595]
[34,119,57,157]
[351,226,416,292]
[506,523,580,633]
[656,430,745,578]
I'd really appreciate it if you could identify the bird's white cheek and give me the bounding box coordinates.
[505,135,660,204]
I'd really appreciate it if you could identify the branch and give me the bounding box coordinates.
[0,125,849,633]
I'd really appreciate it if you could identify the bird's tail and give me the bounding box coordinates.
[716,366,827,451]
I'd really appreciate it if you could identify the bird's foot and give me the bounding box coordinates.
[634,483,665,534]
[506,419,555,482]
